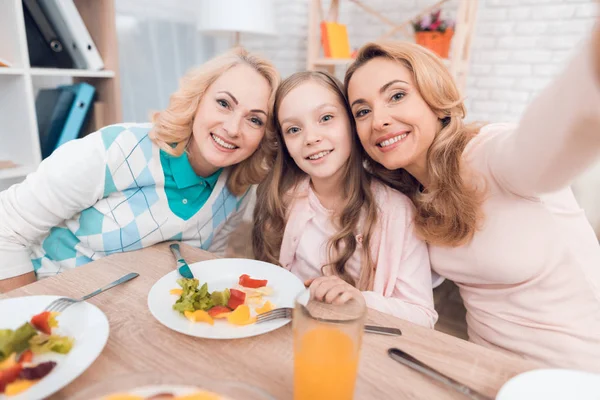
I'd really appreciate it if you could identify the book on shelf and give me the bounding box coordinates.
[35,82,96,158]
[23,0,74,69]
[35,87,76,158]
[55,82,96,147]
[26,0,104,70]
[320,21,351,59]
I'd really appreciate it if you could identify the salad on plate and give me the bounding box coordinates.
[0,311,74,396]
[170,274,275,327]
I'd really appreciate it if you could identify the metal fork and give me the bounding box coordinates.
[44,272,139,313]
[256,307,402,336]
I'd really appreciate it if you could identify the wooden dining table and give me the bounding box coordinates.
[1,243,543,399]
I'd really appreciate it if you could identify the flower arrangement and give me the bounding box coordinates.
[412,9,454,33]
[412,9,455,58]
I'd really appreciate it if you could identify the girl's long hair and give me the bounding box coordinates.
[253,71,379,290]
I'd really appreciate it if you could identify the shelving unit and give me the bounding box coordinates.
[30,67,116,78]
[0,0,122,190]
[307,0,478,93]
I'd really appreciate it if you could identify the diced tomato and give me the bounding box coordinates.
[18,350,33,364]
[30,311,52,335]
[207,306,231,318]
[227,289,246,310]
[0,364,23,393]
[238,274,268,289]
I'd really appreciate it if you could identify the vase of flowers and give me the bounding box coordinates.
[412,9,454,58]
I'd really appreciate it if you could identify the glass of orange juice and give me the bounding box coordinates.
[293,289,366,400]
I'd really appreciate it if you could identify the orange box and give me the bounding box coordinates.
[320,21,351,59]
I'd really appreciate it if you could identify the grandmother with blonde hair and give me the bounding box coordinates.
[345,14,600,371]
[0,47,280,292]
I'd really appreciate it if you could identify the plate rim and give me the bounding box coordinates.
[496,368,600,399]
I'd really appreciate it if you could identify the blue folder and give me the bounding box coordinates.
[54,82,96,149]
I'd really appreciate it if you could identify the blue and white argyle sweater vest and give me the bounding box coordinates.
[30,123,246,278]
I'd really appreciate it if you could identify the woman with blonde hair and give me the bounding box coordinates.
[0,47,280,292]
[344,17,600,371]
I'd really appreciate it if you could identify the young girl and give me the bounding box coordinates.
[252,71,437,328]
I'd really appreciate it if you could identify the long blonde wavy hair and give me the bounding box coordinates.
[252,71,378,291]
[344,41,485,247]
[150,47,280,196]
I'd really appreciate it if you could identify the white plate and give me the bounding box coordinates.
[90,382,276,400]
[73,372,276,400]
[0,295,109,400]
[147,258,305,339]
[496,368,600,400]
[98,384,207,398]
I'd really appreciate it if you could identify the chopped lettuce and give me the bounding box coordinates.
[172,278,216,313]
[178,277,199,293]
[0,323,37,362]
[29,333,74,355]
[211,288,230,307]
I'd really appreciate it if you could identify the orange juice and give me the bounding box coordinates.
[294,326,359,400]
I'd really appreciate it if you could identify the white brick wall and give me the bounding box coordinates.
[468,0,597,123]
[236,0,597,124]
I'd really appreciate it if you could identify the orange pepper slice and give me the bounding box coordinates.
[183,310,214,325]
[256,301,275,315]
[227,305,256,326]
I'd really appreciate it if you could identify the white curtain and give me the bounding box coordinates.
[115,0,217,123]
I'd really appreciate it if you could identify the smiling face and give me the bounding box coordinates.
[347,57,440,179]
[189,63,271,177]
[277,80,353,185]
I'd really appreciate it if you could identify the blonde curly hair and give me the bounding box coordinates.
[150,47,280,196]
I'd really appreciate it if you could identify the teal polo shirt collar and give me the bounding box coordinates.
[164,150,222,189]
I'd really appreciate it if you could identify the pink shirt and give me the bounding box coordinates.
[279,179,438,328]
[431,38,600,372]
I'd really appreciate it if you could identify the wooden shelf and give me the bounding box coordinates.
[0,0,122,189]
[306,0,479,93]
[0,165,36,180]
[313,58,355,66]
[0,68,26,76]
[30,68,115,78]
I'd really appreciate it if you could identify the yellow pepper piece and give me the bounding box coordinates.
[5,379,37,396]
[48,311,60,329]
[227,305,256,326]
[184,310,195,321]
[0,353,17,370]
[184,310,214,325]
[193,310,214,325]
[102,395,144,400]
[170,288,183,296]
[174,391,223,400]
[256,301,275,315]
